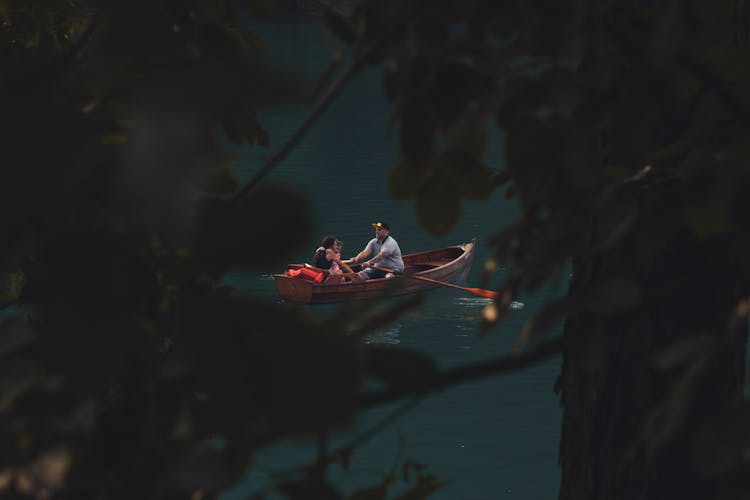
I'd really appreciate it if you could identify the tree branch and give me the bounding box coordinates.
[358,337,563,410]
[677,53,750,128]
[230,14,414,204]
[230,54,365,205]
[337,396,422,459]
[246,337,562,460]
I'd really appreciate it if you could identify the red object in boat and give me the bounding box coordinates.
[287,266,327,283]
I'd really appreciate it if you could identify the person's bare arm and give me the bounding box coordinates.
[351,247,371,263]
[331,252,354,273]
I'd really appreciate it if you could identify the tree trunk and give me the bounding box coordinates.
[558,185,748,500]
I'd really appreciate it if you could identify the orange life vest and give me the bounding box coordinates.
[287,267,327,283]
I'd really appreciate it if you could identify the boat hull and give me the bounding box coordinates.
[273,240,476,304]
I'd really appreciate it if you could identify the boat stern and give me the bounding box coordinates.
[274,274,314,304]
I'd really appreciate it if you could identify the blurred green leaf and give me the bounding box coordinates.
[441,151,500,200]
[387,158,432,199]
[397,96,436,163]
[414,171,461,236]
[324,6,356,44]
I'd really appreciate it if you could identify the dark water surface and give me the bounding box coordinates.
[223,19,563,499]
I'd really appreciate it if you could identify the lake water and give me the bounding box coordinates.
[223,19,563,500]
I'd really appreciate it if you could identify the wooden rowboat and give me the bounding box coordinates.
[273,239,476,304]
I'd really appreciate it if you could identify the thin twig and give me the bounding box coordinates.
[337,396,423,458]
[256,339,562,480]
[265,396,423,483]
[230,56,366,205]
[230,15,414,204]
[358,337,563,409]
[245,337,562,482]
[677,53,750,128]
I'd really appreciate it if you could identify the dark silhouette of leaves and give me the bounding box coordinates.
[5,0,750,498]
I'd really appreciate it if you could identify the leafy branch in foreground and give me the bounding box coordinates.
[344,0,750,497]
[5,0,750,499]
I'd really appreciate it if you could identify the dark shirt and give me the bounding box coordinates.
[313,249,332,270]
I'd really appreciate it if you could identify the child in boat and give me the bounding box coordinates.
[331,239,358,276]
[333,239,347,271]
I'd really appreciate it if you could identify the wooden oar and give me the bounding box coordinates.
[373,266,498,300]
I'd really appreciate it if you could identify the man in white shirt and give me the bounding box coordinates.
[350,221,404,279]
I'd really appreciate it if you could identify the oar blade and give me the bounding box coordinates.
[467,288,498,300]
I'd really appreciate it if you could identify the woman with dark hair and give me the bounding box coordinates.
[313,236,336,270]
[312,236,360,280]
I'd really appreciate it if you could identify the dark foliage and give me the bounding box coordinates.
[335,0,750,498]
[3,0,750,499]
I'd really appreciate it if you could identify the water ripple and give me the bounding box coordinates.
[364,323,402,345]
[453,297,526,310]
